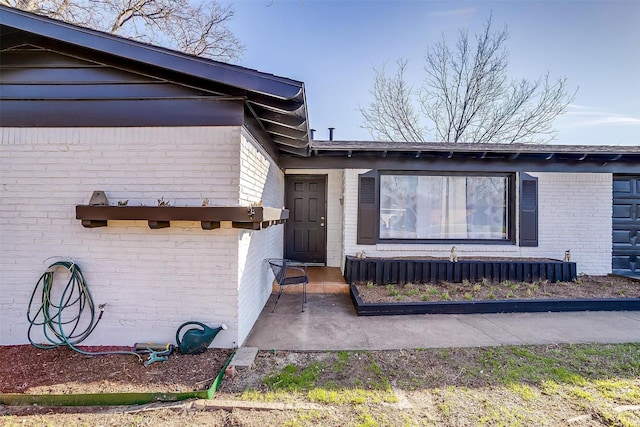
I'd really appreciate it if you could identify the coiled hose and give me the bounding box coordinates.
[27,260,141,362]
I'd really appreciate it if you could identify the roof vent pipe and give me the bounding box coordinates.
[328,127,335,141]
[310,128,316,140]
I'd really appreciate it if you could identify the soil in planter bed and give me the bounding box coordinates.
[355,275,640,303]
[0,345,233,395]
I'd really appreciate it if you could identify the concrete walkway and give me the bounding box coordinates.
[244,293,640,350]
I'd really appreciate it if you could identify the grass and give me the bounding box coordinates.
[7,344,640,426]
[264,362,324,391]
[239,343,640,426]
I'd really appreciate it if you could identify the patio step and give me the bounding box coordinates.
[271,266,348,294]
[229,347,259,368]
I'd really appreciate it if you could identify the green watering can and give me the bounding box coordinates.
[175,321,227,355]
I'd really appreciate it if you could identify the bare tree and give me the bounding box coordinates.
[360,16,576,144]
[3,0,244,62]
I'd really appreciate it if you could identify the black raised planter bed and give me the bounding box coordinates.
[344,255,577,285]
[350,284,640,316]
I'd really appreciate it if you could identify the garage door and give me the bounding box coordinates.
[613,175,640,277]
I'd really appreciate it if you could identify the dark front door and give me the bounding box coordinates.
[285,175,327,264]
[613,175,640,278]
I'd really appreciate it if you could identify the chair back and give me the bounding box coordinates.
[267,259,288,284]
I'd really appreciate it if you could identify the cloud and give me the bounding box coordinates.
[562,104,640,127]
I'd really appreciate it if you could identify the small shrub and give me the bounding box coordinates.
[405,288,420,297]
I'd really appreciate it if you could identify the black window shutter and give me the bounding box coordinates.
[519,173,538,247]
[357,174,377,245]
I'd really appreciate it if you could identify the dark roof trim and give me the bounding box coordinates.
[310,141,640,162]
[280,141,640,173]
[0,6,302,99]
[0,5,310,156]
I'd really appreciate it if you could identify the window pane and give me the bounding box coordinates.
[380,175,508,240]
[380,175,417,239]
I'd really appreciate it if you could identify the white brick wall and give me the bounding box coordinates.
[284,169,344,267]
[523,172,612,275]
[237,130,284,345]
[342,169,613,275]
[0,127,244,347]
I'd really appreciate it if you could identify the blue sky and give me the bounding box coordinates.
[228,0,640,145]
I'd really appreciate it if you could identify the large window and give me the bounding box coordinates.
[379,174,510,241]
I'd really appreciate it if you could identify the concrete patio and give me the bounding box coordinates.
[245,268,640,350]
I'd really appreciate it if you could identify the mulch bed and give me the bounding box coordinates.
[0,345,233,395]
[355,275,640,303]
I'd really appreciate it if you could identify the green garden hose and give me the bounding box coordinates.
[27,260,141,362]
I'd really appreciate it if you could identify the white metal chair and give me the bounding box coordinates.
[266,258,308,312]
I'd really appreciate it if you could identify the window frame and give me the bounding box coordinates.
[376,171,516,245]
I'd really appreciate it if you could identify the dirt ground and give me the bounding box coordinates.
[355,274,640,303]
[0,345,233,394]
[2,345,639,426]
[1,275,637,397]
[2,275,639,426]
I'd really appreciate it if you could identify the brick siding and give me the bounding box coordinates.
[0,127,252,347]
[342,169,612,275]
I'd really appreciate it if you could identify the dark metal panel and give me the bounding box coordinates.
[1,6,311,157]
[272,135,309,149]
[248,93,304,113]
[0,48,99,67]
[0,83,212,99]
[262,122,308,140]
[0,66,156,84]
[251,106,307,128]
[0,98,244,127]
[0,6,306,99]
[281,155,640,173]
[613,174,640,276]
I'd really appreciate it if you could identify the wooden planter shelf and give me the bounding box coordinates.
[75,205,288,230]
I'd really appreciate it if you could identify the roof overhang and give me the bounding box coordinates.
[0,5,310,156]
[282,141,640,173]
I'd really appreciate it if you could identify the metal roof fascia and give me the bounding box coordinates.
[0,6,304,100]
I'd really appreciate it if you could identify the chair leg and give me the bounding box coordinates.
[301,282,307,312]
[272,285,284,313]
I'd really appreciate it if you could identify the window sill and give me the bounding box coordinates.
[375,243,519,253]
